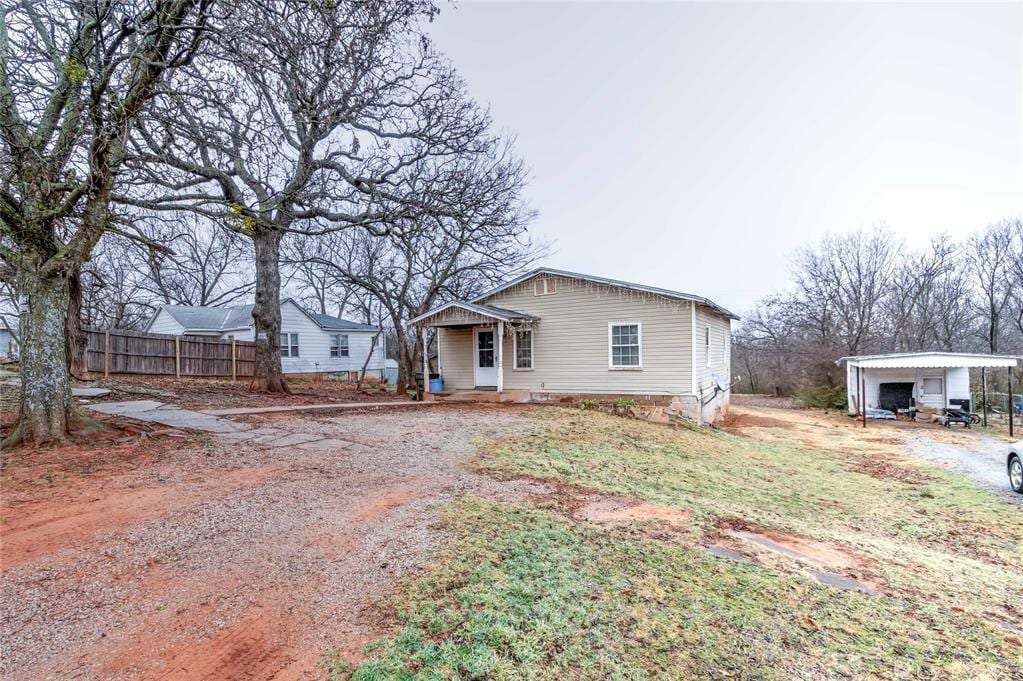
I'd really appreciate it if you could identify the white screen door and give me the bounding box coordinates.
[474,329,497,387]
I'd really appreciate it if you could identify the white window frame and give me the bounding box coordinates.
[330,333,349,358]
[513,328,533,370]
[608,321,642,370]
[921,377,943,396]
[280,332,299,358]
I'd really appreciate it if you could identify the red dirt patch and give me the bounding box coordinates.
[717,518,873,572]
[719,411,793,432]
[850,456,932,485]
[573,496,692,527]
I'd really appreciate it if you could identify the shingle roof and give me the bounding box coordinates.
[152,301,378,333]
[159,304,252,331]
[471,267,740,320]
[409,301,539,325]
[308,312,378,331]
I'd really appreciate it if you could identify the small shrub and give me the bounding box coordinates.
[614,398,639,408]
[578,398,599,410]
[796,384,847,409]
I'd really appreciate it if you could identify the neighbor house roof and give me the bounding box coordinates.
[836,352,1019,369]
[148,299,378,333]
[471,267,740,320]
[409,301,539,325]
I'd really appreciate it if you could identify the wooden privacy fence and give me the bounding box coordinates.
[85,328,256,379]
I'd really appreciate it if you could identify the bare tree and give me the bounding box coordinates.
[125,0,494,393]
[0,0,213,444]
[967,220,1015,353]
[292,140,540,392]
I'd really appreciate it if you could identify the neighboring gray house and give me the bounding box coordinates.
[411,268,738,423]
[0,314,18,359]
[146,299,385,377]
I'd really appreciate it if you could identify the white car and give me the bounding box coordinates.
[1009,443,1023,494]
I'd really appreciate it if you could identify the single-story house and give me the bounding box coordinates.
[837,352,1019,416]
[146,299,385,377]
[411,268,739,423]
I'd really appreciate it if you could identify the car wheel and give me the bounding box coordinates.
[1010,454,1023,494]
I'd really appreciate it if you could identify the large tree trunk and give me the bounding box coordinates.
[250,228,289,393]
[393,326,417,396]
[6,271,75,446]
[66,266,88,379]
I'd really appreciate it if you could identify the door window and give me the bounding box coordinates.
[477,331,495,368]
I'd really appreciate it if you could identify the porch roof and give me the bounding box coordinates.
[837,352,1019,370]
[410,301,539,327]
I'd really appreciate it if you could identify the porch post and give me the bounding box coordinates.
[496,321,504,393]
[421,326,430,396]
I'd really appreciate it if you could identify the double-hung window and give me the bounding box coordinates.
[330,334,349,358]
[609,322,641,368]
[514,329,533,369]
[280,333,299,358]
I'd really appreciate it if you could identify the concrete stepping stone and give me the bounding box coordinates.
[726,530,831,567]
[72,387,111,398]
[87,400,250,434]
[805,569,878,594]
[705,544,753,563]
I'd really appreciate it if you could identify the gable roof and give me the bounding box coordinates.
[148,299,378,333]
[472,267,740,320]
[409,301,539,325]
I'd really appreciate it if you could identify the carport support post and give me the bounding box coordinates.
[496,321,504,394]
[861,367,866,428]
[981,367,988,428]
[1009,367,1014,438]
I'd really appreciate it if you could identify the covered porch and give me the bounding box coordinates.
[411,301,538,401]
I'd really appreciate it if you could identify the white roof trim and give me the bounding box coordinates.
[837,352,1019,369]
[471,267,740,320]
[410,301,537,325]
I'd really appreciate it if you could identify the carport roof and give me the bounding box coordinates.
[836,352,1019,369]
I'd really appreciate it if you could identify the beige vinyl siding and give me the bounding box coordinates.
[693,304,732,399]
[484,275,694,395]
[438,327,475,390]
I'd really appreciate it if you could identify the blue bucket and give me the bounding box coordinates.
[429,376,444,393]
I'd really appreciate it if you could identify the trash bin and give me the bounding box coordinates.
[429,374,443,393]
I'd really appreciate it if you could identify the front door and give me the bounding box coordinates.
[474,328,497,388]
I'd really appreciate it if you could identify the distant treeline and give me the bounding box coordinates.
[732,219,1023,401]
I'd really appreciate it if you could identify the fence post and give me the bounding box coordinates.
[104,330,110,377]
[175,336,181,378]
[231,338,237,381]
[1009,367,1014,439]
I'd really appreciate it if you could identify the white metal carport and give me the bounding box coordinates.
[836,352,1019,434]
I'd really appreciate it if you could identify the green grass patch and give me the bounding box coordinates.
[348,407,1023,679]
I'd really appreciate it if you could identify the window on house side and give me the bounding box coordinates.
[705,327,711,367]
[533,278,556,296]
[609,323,641,368]
[280,333,299,358]
[515,329,533,369]
[330,334,349,358]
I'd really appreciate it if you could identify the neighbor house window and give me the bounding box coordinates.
[514,329,533,369]
[609,322,641,368]
[330,334,349,358]
[533,278,556,296]
[280,333,299,358]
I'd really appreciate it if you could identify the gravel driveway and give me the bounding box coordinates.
[1,404,548,680]
[905,432,1021,505]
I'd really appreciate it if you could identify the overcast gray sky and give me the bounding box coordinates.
[426,1,1022,315]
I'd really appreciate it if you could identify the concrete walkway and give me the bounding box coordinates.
[202,400,436,416]
[86,400,363,450]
